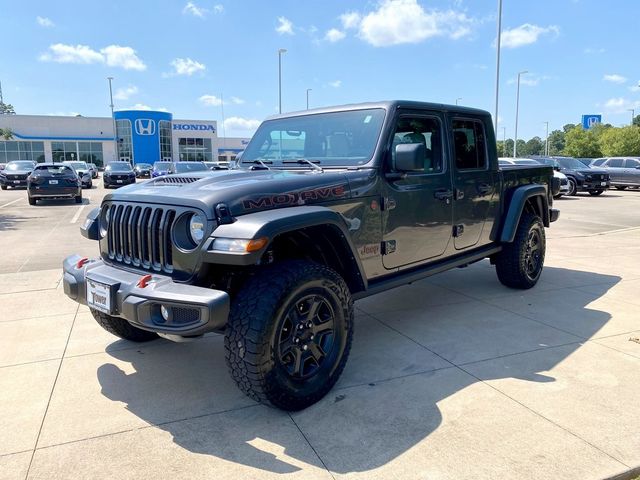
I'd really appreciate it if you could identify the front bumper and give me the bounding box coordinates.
[0,177,28,187]
[29,185,80,198]
[62,255,230,337]
[104,177,135,187]
[579,180,610,191]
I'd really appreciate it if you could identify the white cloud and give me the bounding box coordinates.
[183,2,206,18]
[170,57,206,76]
[325,28,346,42]
[500,23,559,49]
[101,45,146,71]
[39,44,103,64]
[603,97,640,114]
[199,94,223,106]
[506,74,550,87]
[230,96,245,104]
[329,80,342,88]
[276,16,294,35]
[224,116,261,132]
[603,74,627,84]
[113,85,139,101]
[341,0,473,47]
[213,4,224,14]
[629,82,640,93]
[36,16,54,27]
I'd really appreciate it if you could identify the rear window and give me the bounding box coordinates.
[35,165,73,174]
[606,158,624,168]
[625,159,640,168]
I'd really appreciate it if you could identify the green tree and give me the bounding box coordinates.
[562,123,577,133]
[633,115,640,127]
[514,139,527,157]
[0,102,16,115]
[547,129,565,155]
[524,136,545,156]
[0,127,14,140]
[599,126,640,156]
[564,126,603,157]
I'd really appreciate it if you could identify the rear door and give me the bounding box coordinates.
[605,158,625,182]
[450,117,497,250]
[382,110,453,269]
[622,158,640,185]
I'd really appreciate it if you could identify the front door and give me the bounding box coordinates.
[382,112,453,269]
[450,117,496,250]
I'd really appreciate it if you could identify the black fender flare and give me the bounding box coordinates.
[500,185,549,243]
[202,205,367,290]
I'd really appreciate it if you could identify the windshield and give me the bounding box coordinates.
[534,157,560,168]
[6,161,35,171]
[175,162,208,172]
[241,108,386,167]
[557,157,589,169]
[65,161,88,170]
[34,165,73,175]
[136,163,152,169]
[153,162,172,170]
[106,162,132,172]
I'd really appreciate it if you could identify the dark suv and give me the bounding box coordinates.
[103,162,136,188]
[553,157,610,196]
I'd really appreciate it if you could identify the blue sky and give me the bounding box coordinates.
[1,0,638,138]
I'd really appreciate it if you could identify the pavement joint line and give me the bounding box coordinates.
[0,198,23,209]
[588,338,640,362]
[24,304,80,480]
[0,357,64,371]
[287,412,337,480]
[0,286,62,296]
[334,364,457,393]
[31,403,261,454]
[551,225,640,239]
[0,312,82,323]
[0,449,33,459]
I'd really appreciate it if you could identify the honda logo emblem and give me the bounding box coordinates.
[135,119,156,135]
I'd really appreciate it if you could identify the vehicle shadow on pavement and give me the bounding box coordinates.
[96,266,620,475]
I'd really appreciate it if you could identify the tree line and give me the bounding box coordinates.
[497,116,640,158]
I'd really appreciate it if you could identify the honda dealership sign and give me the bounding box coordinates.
[581,115,602,130]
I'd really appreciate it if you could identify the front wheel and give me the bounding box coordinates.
[567,178,577,196]
[90,309,159,342]
[495,213,546,289]
[225,260,354,411]
[589,190,604,196]
[75,194,82,204]
[28,196,37,205]
[614,186,627,191]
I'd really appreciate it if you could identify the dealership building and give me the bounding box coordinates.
[0,110,250,167]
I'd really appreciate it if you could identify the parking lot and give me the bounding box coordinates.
[1,184,639,480]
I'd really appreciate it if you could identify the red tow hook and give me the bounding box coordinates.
[136,274,153,288]
[75,257,90,269]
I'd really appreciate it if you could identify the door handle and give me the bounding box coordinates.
[477,183,492,195]
[434,189,453,201]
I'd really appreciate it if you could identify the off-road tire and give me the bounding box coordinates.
[495,213,545,289]
[90,308,159,342]
[589,190,604,196]
[567,178,577,196]
[225,260,354,411]
[28,196,37,205]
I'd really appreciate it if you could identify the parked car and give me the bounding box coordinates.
[134,163,153,178]
[152,161,173,178]
[553,157,610,196]
[0,163,6,171]
[597,157,640,190]
[27,163,82,205]
[87,163,99,179]
[103,161,136,188]
[167,161,210,174]
[499,158,568,199]
[0,160,37,190]
[589,158,607,167]
[576,158,594,166]
[520,157,571,198]
[62,161,92,188]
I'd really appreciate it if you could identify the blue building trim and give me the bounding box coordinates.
[114,110,173,164]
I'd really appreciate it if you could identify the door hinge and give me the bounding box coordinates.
[381,240,397,255]
[453,225,465,237]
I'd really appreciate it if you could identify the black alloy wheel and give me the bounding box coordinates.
[567,178,577,196]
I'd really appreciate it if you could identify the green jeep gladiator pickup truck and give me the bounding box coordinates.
[63,101,559,410]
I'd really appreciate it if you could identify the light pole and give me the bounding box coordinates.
[278,48,287,114]
[107,77,118,162]
[628,108,635,126]
[544,121,549,156]
[494,0,503,134]
[513,70,528,158]
[502,127,507,156]
[306,88,312,110]
[455,97,462,105]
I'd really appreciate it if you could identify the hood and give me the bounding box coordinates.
[561,166,607,175]
[2,168,33,175]
[104,168,356,220]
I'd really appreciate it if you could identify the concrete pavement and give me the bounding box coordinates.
[0,186,639,479]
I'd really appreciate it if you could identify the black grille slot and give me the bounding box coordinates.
[154,177,200,185]
[106,203,177,273]
[171,307,200,325]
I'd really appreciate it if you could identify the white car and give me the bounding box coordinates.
[499,157,569,198]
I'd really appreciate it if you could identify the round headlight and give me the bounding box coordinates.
[188,214,205,244]
[100,206,110,237]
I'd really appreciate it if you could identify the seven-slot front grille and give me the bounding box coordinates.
[106,204,176,273]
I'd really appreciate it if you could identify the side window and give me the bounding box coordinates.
[607,158,624,168]
[390,116,443,173]
[452,119,487,170]
[624,159,640,168]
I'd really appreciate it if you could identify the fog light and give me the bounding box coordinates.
[160,305,170,321]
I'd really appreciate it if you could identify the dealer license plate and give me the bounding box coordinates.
[13,180,20,184]
[49,180,58,184]
[117,179,123,183]
[600,182,607,186]
[86,278,112,314]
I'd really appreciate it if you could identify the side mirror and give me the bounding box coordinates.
[636,165,640,169]
[394,143,425,172]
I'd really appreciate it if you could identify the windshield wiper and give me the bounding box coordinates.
[282,158,323,172]
[241,159,272,170]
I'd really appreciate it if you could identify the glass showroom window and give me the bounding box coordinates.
[116,119,133,162]
[159,120,172,160]
[52,142,79,162]
[178,137,212,161]
[0,141,44,162]
[78,142,104,167]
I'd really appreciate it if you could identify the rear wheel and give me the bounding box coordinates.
[589,190,604,196]
[75,194,82,204]
[28,196,37,205]
[495,213,546,289]
[567,178,578,196]
[225,260,354,411]
[90,309,159,342]
[1,185,6,190]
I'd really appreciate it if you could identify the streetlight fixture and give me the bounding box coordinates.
[107,77,118,162]
[513,70,528,158]
[306,88,312,110]
[494,0,503,134]
[278,48,287,114]
[455,97,462,105]
[544,121,549,156]
[628,108,635,126]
